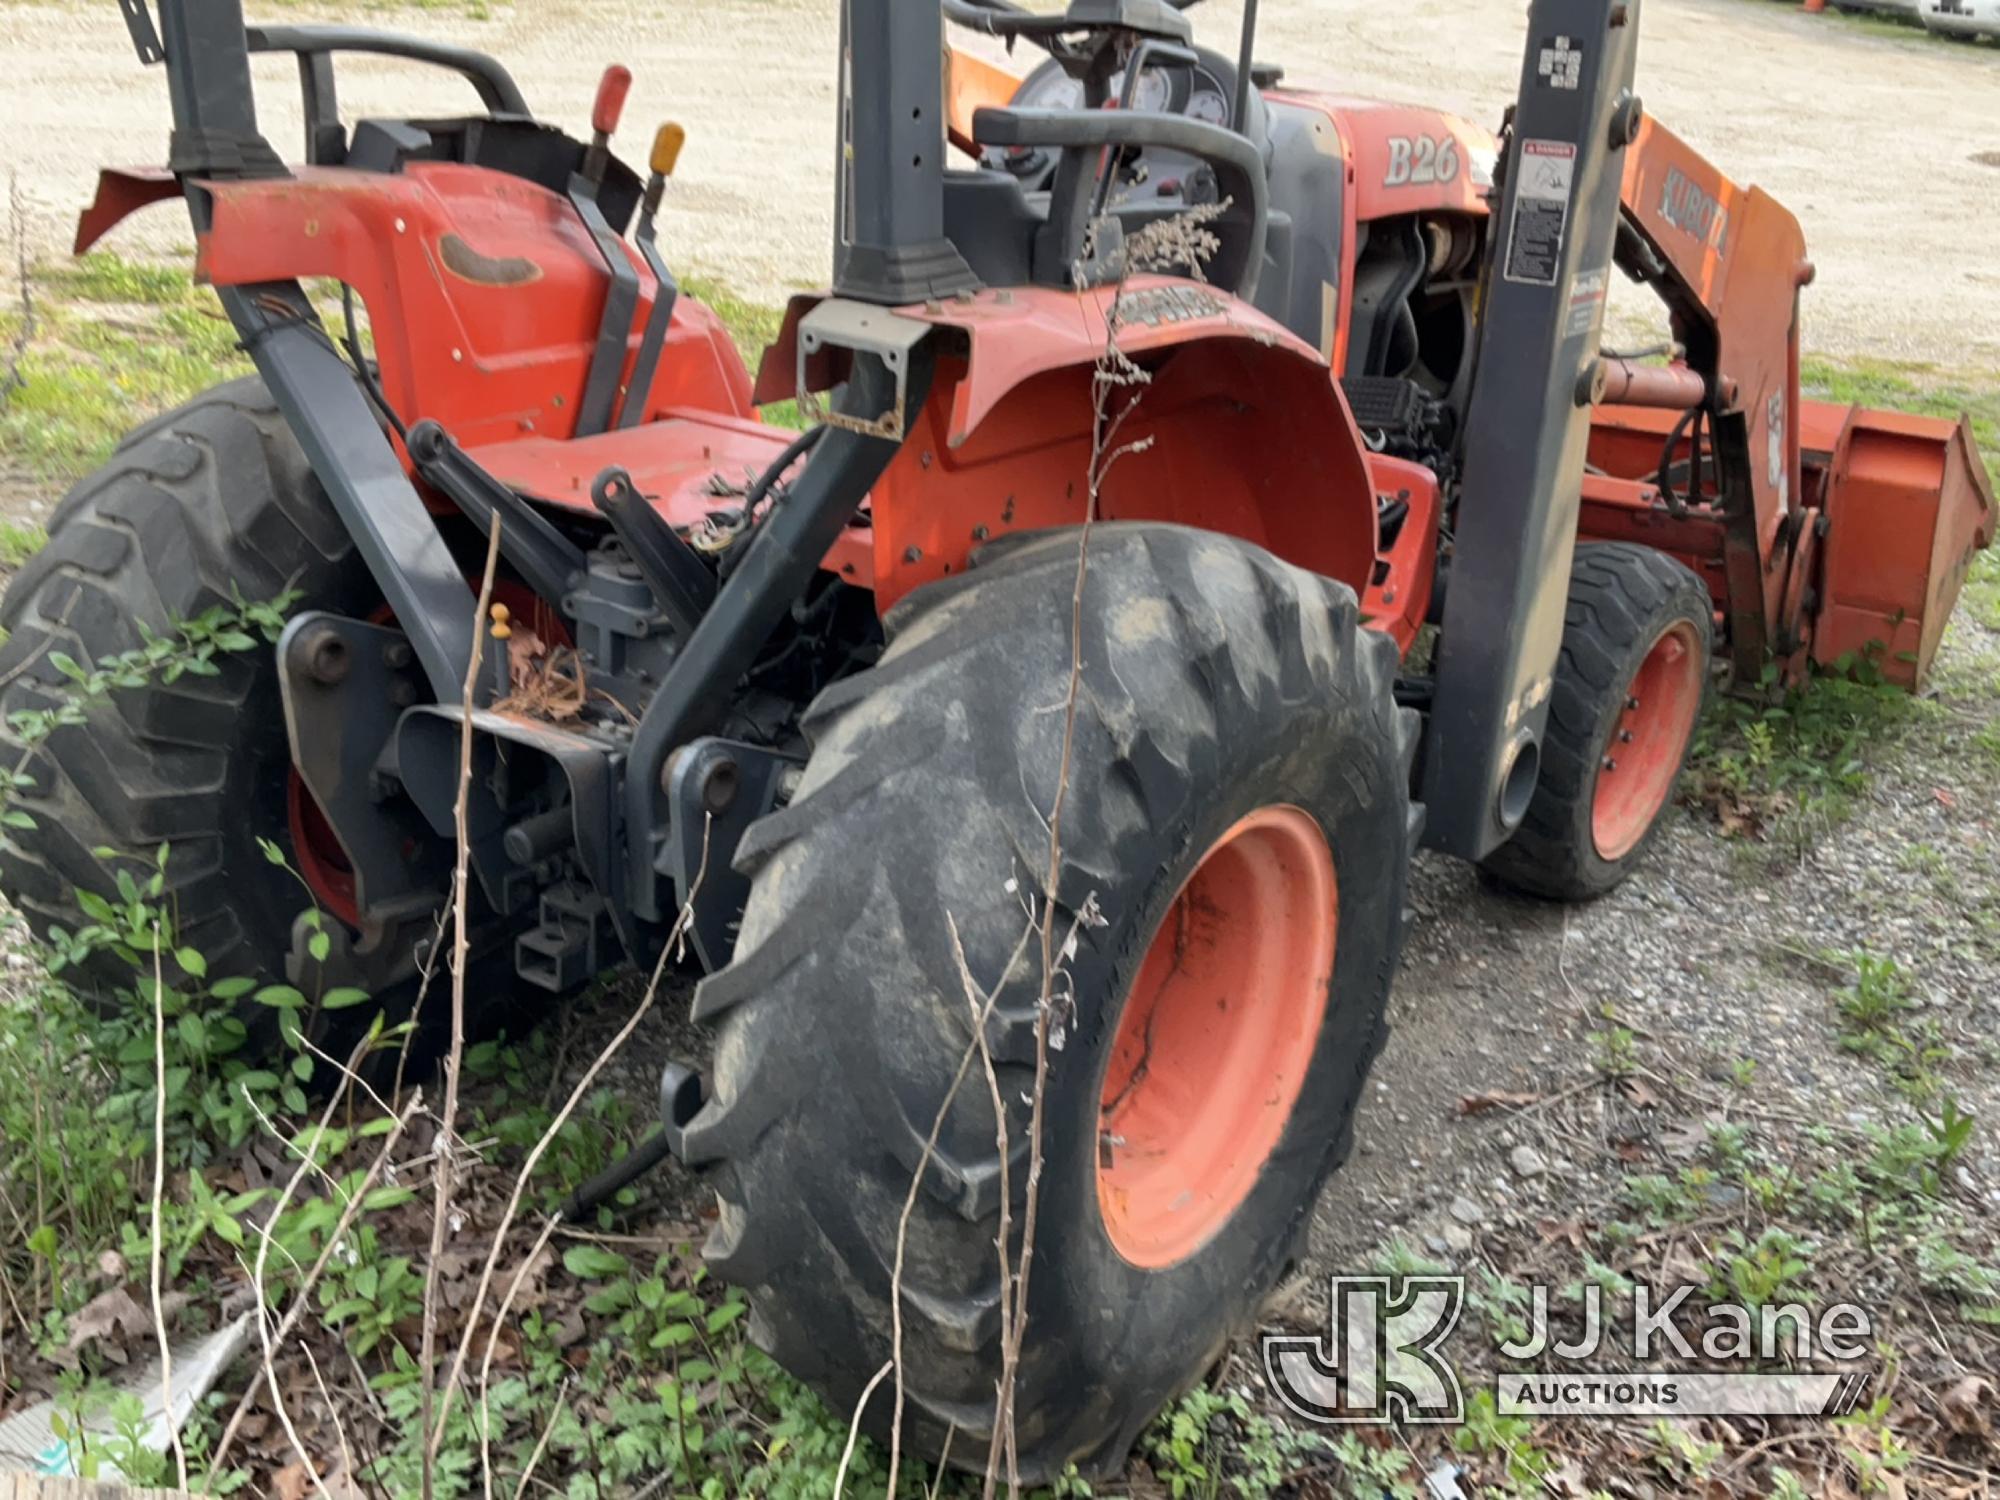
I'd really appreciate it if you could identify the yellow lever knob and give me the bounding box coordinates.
[651,122,687,178]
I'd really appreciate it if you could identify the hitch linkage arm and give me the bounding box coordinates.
[406,420,590,613]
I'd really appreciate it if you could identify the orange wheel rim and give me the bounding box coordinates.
[288,773,362,928]
[1591,620,1703,861]
[1096,805,1337,1269]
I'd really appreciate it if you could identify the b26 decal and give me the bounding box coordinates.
[1384,134,1462,189]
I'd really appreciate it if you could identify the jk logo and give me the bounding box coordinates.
[1262,1275,1466,1424]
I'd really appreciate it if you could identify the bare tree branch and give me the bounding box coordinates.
[148,929,189,1490]
[420,510,504,1500]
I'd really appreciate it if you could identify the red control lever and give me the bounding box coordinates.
[591,64,633,140]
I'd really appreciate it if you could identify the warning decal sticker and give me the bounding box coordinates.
[1566,267,1607,339]
[1503,138,1576,287]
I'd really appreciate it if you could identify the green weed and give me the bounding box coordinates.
[1708,1226,1816,1311]
[0,519,45,568]
[1451,1388,1551,1495]
[1687,655,1921,839]
[1650,1419,1723,1483]
[0,254,250,483]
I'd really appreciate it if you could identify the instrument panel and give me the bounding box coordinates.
[981,53,1240,206]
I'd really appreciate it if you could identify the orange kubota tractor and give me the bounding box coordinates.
[10,0,1992,1478]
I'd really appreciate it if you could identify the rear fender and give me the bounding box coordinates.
[75,167,181,255]
[190,163,752,445]
[758,281,1380,611]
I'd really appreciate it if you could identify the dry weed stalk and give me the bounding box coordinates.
[2,173,32,406]
[859,204,1226,1499]
[508,1373,573,1500]
[420,511,504,1500]
[147,930,189,1490]
[206,1081,423,1485]
[877,915,1039,1498]
[834,1359,896,1499]
[477,1210,564,1499]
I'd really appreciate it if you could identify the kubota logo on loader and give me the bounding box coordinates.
[1657,165,1729,255]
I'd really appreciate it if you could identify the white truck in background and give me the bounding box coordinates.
[1918,0,2000,37]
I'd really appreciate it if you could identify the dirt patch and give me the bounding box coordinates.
[2,0,1998,368]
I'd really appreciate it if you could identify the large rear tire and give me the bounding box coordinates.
[685,524,1418,1480]
[0,377,423,1042]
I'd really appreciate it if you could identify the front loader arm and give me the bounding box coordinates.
[1613,114,1812,677]
[1608,115,1993,689]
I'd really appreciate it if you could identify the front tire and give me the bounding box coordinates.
[1480,542,1712,901]
[684,524,1418,1480]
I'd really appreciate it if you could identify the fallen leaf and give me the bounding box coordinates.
[273,1460,313,1500]
[1618,1076,1661,1109]
[1545,1457,1590,1496]
[1538,1218,1586,1249]
[59,1285,151,1364]
[1940,1373,1994,1440]
[1458,1090,1540,1116]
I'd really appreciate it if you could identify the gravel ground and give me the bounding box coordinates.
[3,0,1999,365]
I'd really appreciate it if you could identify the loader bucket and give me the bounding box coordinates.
[1803,400,1996,689]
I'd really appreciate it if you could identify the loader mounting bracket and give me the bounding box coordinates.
[795,300,932,442]
[663,737,802,972]
[119,0,164,65]
[278,612,449,929]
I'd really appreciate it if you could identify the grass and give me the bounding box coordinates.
[1473,1059,2000,1492]
[0,519,46,568]
[0,253,251,487]
[681,274,787,372]
[1735,0,1932,44]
